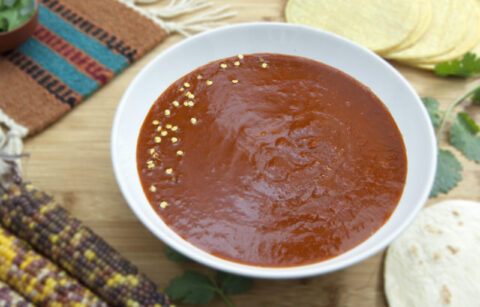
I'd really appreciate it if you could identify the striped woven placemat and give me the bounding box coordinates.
[0,0,169,136]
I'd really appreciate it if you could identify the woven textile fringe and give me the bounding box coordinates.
[145,0,214,18]
[119,0,237,36]
[0,110,28,184]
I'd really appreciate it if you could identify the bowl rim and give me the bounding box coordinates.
[0,0,38,37]
[111,22,437,279]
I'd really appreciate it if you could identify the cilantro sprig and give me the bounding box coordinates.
[163,247,254,306]
[164,246,192,263]
[0,0,35,32]
[434,53,480,78]
[423,85,480,197]
[449,112,480,162]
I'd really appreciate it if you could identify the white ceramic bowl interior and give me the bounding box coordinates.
[111,23,437,279]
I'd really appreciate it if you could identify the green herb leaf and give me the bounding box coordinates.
[164,246,192,263]
[422,97,441,127]
[434,53,480,78]
[4,0,15,7]
[165,271,216,305]
[430,149,463,197]
[0,17,7,31]
[0,0,35,32]
[217,271,254,295]
[472,88,480,105]
[449,112,480,162]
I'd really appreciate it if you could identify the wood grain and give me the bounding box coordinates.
[22,1,480,306]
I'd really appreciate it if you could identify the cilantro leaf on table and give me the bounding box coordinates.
[472,88,480,105]
[430,149,463,197]
[449,112,480,162]
[434,53,480,78]
[217,271,254,295]
[165,271,216,305]
[164,246,192,263]
[422,97,441,127]
[165,268,254,306]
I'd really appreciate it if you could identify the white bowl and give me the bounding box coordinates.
[111,22,437,279]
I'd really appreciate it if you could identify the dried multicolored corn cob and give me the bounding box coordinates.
[0,182,170,307]
[0,226,107,306]
[0,280,33,307]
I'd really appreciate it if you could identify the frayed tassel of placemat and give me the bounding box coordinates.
[148,0,215,18]
[0,110,28,185]
[119,0,236,36]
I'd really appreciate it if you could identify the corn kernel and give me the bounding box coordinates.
[40,205,50,214]
[50,234,59,244]
[127,275,140,287]
[84,249,96,261]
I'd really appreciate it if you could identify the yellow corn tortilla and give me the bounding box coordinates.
[285,0,421,53]
[408,0,480,64]
[379,0,431,54]
[466,0,480,57]
[384,0,468,61]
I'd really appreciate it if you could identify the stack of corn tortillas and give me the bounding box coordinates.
[285,0,480,70]
[384,200,480,307]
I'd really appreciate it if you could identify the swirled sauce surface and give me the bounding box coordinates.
[137,54,407,267]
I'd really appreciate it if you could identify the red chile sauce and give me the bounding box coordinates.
[137,54,407,267]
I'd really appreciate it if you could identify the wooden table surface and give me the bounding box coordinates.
[22,1,480,306]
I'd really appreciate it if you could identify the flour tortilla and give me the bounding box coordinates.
[285,0,421,53]
[409,0,480,64]
[384,0,468,61]
[384,200,480,307]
